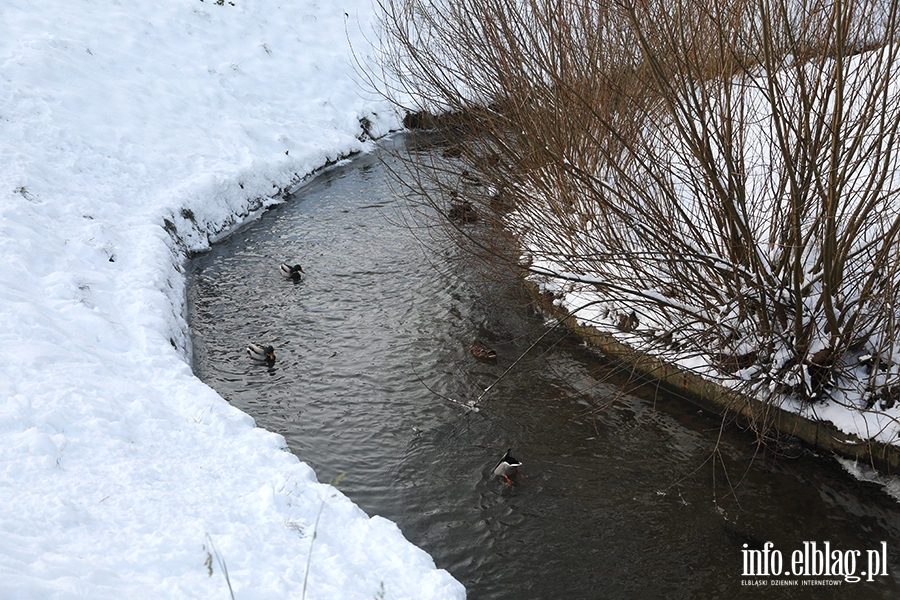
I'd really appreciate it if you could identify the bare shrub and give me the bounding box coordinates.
[369,0,900,423]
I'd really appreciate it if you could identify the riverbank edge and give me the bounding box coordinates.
[523,280,900,475]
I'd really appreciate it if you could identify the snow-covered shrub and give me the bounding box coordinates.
[372,0,900,418]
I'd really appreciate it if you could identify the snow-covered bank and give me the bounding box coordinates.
[525,262,900,458]
[0,1,464,598]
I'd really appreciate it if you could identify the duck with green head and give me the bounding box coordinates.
[493,449,523,485]
[280,262,305,282]
[247,342,276,363]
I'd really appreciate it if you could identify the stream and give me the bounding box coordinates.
[187,136,900,599]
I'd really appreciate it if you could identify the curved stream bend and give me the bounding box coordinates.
[187,139,900,599]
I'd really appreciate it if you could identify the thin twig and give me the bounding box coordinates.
[205,534,235,600]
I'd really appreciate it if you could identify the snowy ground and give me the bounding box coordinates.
[526,264,900,449]
[0,1,464,598]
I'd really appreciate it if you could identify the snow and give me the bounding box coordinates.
[0,1,464,598]
[527,255,900,448]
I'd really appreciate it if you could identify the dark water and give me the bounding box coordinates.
[187,138,900,599]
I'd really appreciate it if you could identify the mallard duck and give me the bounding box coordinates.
[247,343,276,363]
[280,262,305,281]
[471,340,497,361]
[461,169,483,186]
[448,191,479,223]
[442,144,463,158]
[493,449,523,485]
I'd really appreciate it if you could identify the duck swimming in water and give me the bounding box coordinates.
[280,262,305,281]
[448,191,479,223]
[247,342,276,363]
[471,340,497,361]
[493,449,523,485]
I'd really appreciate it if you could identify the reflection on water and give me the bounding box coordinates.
[187,138,900,599]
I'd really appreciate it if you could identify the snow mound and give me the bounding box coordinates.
[0,0,463,597]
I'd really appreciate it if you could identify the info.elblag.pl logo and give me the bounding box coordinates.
[741,541,889,585]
